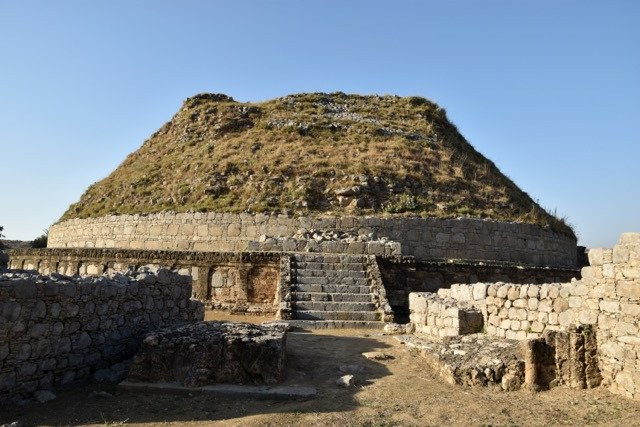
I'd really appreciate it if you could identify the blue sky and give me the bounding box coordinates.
[0,0,638,247]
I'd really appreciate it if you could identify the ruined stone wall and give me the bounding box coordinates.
[0,269,203,404]
[379,258,578,320]
[409,292,484,338]
[7,248,283,315]
[409,232,640,399]
[437,278,604,341]
[587,234,640,399]
[48,212,577,267]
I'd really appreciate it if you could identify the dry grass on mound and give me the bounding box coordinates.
[60,92,574,237]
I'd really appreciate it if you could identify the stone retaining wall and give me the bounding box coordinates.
[409,232,640,400]
[0,269,204,404]
[48,213,577,267]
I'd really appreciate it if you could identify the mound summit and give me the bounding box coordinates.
[61,92,572,236]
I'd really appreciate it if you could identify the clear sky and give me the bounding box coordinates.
[0,0,638,247]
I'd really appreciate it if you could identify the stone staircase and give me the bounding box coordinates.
[287,253,385,329]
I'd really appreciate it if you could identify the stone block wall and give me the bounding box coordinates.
[47,212,577,267]
[0,269,204,404]
[8,248,283,315]
[588,233,640,399]
[484,282,588,340]
[408,232,640,400]
[409,292,483,338]
[379,258,578,320]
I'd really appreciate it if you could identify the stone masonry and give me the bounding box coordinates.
[47,212,577,267]
[409,292,483,338]
[0,269,204,404]
[407,232,640,400]
[126,322,286,386]
[8,248,282,315]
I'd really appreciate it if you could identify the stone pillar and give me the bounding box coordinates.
[522,338,556,391]
[191,266,211,301]
[235,265,250,306]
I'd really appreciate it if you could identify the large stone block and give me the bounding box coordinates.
[127,322,286,386]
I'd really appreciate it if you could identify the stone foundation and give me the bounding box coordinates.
[126,322,286,386]
[378,258,579,320]
[397,334,525,390]
[7,248,580,322]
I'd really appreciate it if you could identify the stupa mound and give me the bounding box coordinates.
[60,92,571,236]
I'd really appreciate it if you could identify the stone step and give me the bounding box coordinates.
[294,269,367,279]
[284,320,385,330]
[294,284,371,294]
[293,310,380,321]
[291,292,373,303]
[294,276,368,286]
[291,301,376,312]
[292,261,366,271]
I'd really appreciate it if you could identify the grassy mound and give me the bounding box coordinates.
[61,92,573,236]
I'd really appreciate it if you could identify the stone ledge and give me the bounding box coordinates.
[118,381,317,399]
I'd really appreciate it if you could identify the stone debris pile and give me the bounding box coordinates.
[126,321,287,387]
[292,229,388,244]
[249,229,402,256]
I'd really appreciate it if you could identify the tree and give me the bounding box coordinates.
[32,229,48,248]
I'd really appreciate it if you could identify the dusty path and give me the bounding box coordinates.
[2,324,640,426]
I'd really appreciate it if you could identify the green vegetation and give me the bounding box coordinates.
[32,230,48,248]
[60,92,574,237]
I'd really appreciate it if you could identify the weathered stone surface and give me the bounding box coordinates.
[409,292,483,338]
[44,212,578,267]
[0,269,203,404]
[127,322,286,387]
[397,334,525,390]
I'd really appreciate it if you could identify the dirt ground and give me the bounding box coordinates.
[3,314,640,426]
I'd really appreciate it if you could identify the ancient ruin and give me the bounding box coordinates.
[0,268,203,403]
[126,321,287,386]
[400,233,640,398]
[1,93,638,413]
[6,93,580,329]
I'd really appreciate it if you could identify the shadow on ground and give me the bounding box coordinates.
[0,332,392,425]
